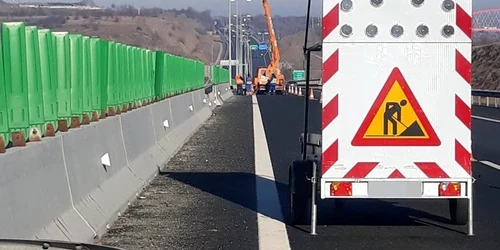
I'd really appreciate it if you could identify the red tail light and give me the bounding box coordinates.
[330,182,352,196]
[439,182,461,196]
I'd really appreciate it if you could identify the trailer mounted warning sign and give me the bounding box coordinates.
[351,67,441,147]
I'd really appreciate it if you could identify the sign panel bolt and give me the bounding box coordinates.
[391,24,404,38]
[416,24,429,37]
[371,0,383,7]
[442,25,454,37]
[442,0,455,11]
[341,0,353,11]
[366,24,378,37]
[412,0,424,7]
[341,24,353,37]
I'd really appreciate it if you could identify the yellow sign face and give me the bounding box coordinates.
[363,80,428,139]
[351,67,440,146]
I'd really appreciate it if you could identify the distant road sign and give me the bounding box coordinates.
[293,70,306,81]
[220,59,239,66]
[250,45,258,50]
[259,43,268,50]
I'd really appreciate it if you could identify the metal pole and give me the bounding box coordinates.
[240,31,244,76]
[302,49,311,161]
[235,1,240,76]
[310,160,317,236]
[228,0,233,84]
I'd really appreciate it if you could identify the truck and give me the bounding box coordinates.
[289,0,474,236]
[254,0,286,95]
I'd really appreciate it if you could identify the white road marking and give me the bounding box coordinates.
[478,161,500,171]
[252,95,291,250]
[471,115,500,171]
[472,115,500,124]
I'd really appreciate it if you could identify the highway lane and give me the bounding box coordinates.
[259,95,500,249]
[101,96,259,250]
[100,94,500,249]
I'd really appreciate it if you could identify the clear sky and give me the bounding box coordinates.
[15,0,500,17]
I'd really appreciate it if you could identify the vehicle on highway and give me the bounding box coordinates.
[289,0,474,236]
[254,0,286,95]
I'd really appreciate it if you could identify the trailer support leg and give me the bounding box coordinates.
[468,179,474,236]
[310,161,318,236]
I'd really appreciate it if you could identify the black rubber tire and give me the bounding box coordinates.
[449,199,468,225]
[289,160,314,225]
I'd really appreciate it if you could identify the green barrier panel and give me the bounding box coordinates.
[82,36,92,123]
[125,45,132,109]
[69,34,83,127]
[25,25,45,139]
[2,22,29,144]
[141,49,146,103]
[131,47,138,106]
[164,53,171,98]
[0,30,8,151]
[53,31,71,131]
[121,44,128,110]
[154,51,164,100]
[116,43,125,111]
[106,41,118,114]
[89,37,100,120]
[149,50,156,102]
[37,29,57,134]
[99,39,109,116]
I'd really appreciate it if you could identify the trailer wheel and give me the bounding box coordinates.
[289,160,313,225]
[449,199,468,225]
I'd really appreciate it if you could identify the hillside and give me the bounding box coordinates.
[278,27,500,90]
[0,6,221,65]
[277,27,322,80]
[51,14,221,64]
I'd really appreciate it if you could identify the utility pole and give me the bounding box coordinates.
[228,0,233,84]
[235,1,240,76]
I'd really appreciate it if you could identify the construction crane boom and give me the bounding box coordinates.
[255,0,285,94]
[262,0,280,77]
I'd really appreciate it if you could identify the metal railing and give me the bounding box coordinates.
[472,89,500,107]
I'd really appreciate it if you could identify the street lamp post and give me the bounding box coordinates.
[228,0,233,84]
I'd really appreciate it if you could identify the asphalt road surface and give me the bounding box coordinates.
[100,95,500,250]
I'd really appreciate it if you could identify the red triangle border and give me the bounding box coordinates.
[351,67,441,146]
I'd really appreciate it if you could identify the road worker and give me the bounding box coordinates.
[253,76,259,95]
[245,74,253,96]
[235,74,244,95]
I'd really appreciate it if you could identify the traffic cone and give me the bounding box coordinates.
[298,87,303,96]
[309,88,315,100]
[293,86,297,95]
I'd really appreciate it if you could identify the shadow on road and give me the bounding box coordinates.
[159,171,465,235]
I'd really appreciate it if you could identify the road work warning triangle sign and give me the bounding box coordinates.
[351,67,441,146]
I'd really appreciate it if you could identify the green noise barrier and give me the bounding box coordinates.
[0,21,230,153]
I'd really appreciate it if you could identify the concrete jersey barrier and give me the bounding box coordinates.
[0,84,233,243]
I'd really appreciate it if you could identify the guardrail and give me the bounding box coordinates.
[287,79,322,87]
[472,89,500,107]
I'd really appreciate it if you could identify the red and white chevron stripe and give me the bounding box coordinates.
[321,1,472,180]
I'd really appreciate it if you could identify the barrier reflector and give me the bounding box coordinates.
[2,22,29,146]
[53,32,71,131]
[38,29,58,135]
[82,36,92,124]
[69,34,83,128]
[0,31,7,152]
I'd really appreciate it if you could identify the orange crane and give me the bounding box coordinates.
[255,0,285,95]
